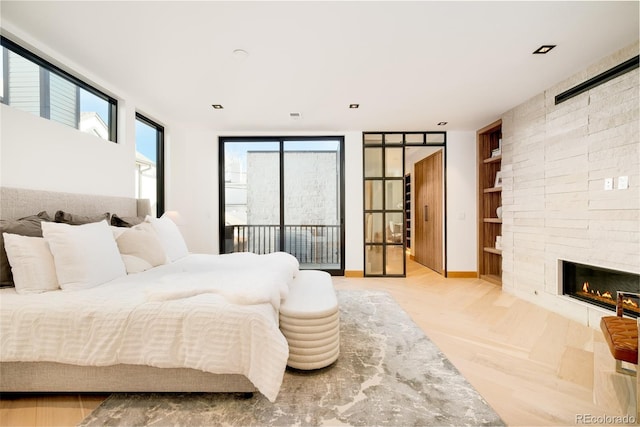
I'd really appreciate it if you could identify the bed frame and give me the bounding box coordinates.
[0,187,256,394]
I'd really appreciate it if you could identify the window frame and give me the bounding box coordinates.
[135,112,165,217]
[218,136,346,275]
[0,36,118,142]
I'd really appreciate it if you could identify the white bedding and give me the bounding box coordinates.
[0,252,297,402]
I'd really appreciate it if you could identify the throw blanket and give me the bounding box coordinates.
[146,252,299,310]
[0,253,297,402]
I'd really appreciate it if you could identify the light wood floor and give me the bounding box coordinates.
[1,259,635,426]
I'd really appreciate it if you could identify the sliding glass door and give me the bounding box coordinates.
[220,136,344,274]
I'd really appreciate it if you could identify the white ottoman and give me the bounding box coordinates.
[279,270,339,370]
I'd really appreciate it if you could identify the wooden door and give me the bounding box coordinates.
[414,150,443,273]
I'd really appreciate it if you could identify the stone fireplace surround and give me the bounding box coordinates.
[498,41,639,328]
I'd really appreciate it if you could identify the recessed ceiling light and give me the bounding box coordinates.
[212,104,224,109]
[349,104,359,109]
[437,121,448,126]
[533,45,556,54]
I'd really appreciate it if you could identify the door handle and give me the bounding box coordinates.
[424,205,428,221]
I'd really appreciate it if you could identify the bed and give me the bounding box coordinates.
[0,187,293,402]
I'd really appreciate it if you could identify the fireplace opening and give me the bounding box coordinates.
[562,261,640,318]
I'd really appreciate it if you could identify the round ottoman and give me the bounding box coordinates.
[279,270,339,370]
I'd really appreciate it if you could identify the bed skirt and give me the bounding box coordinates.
[0,362,256,393]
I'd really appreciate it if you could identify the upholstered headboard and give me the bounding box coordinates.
[0,187,150,220]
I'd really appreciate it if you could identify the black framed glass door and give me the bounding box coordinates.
[362,132,446,277]
[219,136,345,275]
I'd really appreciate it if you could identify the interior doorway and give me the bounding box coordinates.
[362,132,446,277]
[408,148,444,274]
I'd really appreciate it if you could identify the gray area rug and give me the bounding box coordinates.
[80,290,504,426]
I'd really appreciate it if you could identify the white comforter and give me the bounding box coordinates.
[0,252,297,402]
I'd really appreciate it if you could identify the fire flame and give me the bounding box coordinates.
[581,282,628,304]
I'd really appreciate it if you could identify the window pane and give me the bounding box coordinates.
[385,134,403,144]
[386,212,404,244]
[364,180,383,210]
[135,118,158,214]
[385,180,403,210]
[405,133,424,144]
[385,147,403,177]
[386,246,404,275]
[365,246,383,275]
[79,89,110,140]
[426,133,445,144]
[0,48,5,100]
[364,133,382,145]
[224,141,280,254]
[364,147,382,177]
[283,140,340,269]
[365,213,383,243]
[7,51,40,116]
[49,72,77,128]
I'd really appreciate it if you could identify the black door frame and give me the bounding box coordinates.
[362,131,447,277]
[218,136,345,275]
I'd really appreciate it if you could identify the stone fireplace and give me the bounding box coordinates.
[562,260,640,318]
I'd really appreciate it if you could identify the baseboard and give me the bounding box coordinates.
[344,270,364,278]
[447,271,478,279]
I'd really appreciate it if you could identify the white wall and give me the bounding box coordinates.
[167,128,477,273]
[1,100,477,274]
[0,27,476,274]
[0,104,134,197]
[166,129,365,270]
[446,131,478,272]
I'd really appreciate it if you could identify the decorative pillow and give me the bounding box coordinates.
[111,213,144,228]
[55,210,110,225]
[115,222,167,273]
[145,214,189,262]
[2,233,59,294]
[0,211,51,287]
[42,220,126,291]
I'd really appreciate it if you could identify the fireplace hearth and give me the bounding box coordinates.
[562,261,640,318]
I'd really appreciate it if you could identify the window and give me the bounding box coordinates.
[0,36,117,142]
[220,136,345,275]
[135,113,164,217]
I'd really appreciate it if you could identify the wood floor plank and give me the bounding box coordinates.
[0,258,635,426]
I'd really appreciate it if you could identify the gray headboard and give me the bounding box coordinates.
[0,187,149,220]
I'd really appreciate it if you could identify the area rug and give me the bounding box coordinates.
[79,290,504,426]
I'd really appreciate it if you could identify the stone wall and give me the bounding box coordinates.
[247,151,339,225]
[500,42,639,325]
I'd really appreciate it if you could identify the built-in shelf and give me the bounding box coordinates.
[483,155,502,164]
[484,187,502,193]
[477,119,503,286]
[483,247,502,255]
[483,218,502,223]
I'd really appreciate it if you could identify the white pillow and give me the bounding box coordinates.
[115,222,168,273]
[42,220,126,291]
[2,233,59,294]
[145,214,189,262]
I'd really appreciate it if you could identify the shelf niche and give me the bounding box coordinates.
[477,119,502,286]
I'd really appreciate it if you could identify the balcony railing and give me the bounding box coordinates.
[224,224,341,267]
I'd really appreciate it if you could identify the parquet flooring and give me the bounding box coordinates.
[1,259,635,426]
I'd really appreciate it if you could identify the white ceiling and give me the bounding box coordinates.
[1,1,638,132]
